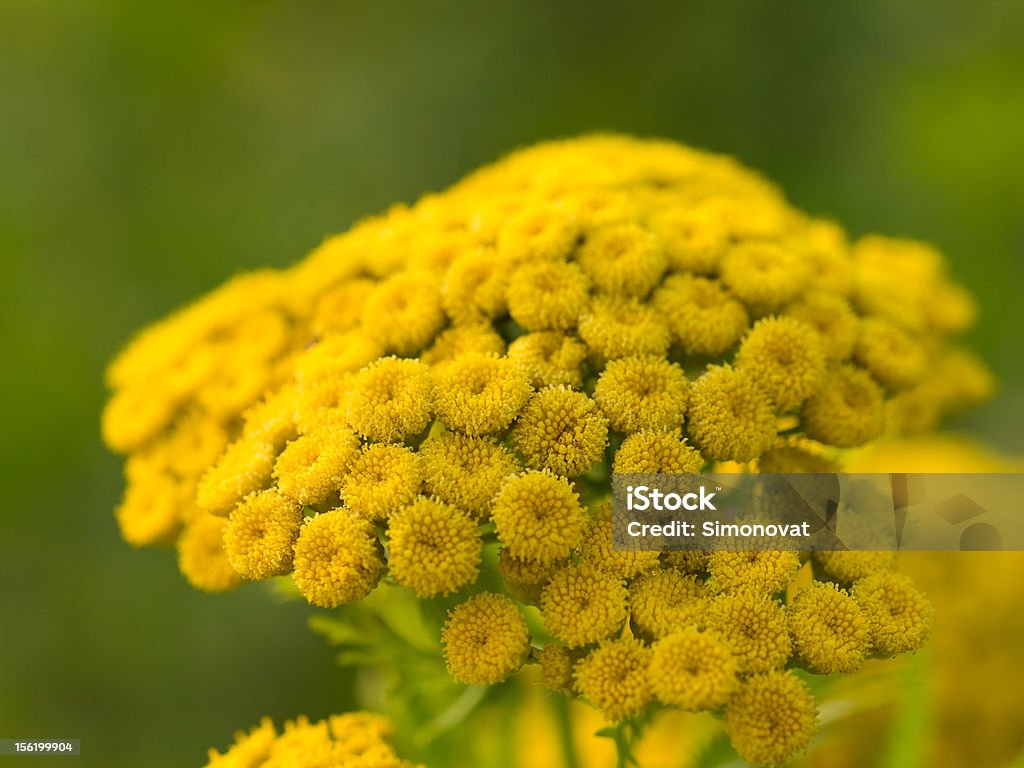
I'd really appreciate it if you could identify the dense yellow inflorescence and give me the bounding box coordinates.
[203,712,420,768]
[103,135,988,766]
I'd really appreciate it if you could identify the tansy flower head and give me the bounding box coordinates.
[573,637,653,722]
[510,387,608,477]
[387,496,481,598]
[720,240,811,311]
[536,643,580,694]
[648,628,739,710]
[648,204,729,275]
[273,427,360,506]
[612,429,705,474]
[222,489,302,581]
[506,331,587,389]
[853,572,934,656]
[854,316,928,391]
[419,432,518,520]
[341,443,423,521]
[420,323,505,366]
[441,249,509,325]
[115,468,185,547]
[497,205,581,264]
[578,505,661,580]
[653,274,750,357]
[292,509,384,608]
[541,564,628,648]
[814,550,897,584]
[498,547,563,603]
[662,549,711,574]
[788,581,870,673]
[687,365,776,462]
[506,260,590,331]
[311,278,376,337]
[801,364,885,448]
[594,355,688,433]
[724,671,817,767]
[197,434,280,516]
[707,590,791,675]
[361,270,444,355]
[575,223,666,297]
[491,471,586,564]
[442,592,530,685]
[345,357,434,443]
[629,567,707,641]
[577,295,670,363]
[177,514,244,593]
[735,316,827,411]
[432,353,533,435]
[707,550,801,596]
[784,291,859,363]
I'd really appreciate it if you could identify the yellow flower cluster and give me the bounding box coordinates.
[103,135,988,766]
[203,712,419,768]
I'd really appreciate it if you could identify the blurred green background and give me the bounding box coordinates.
[1,2,1021,767]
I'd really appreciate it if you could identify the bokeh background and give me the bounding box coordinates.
[1,2,1021,767]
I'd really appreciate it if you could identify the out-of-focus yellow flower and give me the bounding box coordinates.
[491,472,587,564]
[361,270,444,356]
[542,564,628,648]
[854,317,927,391]
[432,353,533,435]
[720,240,811,311]
[536,643,580,694]
[442,592,530,685]
[576,223,666,297]
[203,712,419,768]
[724,671,817,767]
[853,572,933,656]
[594,355,688,433]
[177,514,244,593]
[787,581,870,673]
[506,260,590,331]
[577,295,670,362]
[511,387,608,477]
[291,509,384,608]
[801,364,885,448]
[441,250,509,324]
[506,332,587,389]
[784,291,859,364]
[574,637,653,721]
[578,505,661,580]
[648,628,738,710]
[814,550,897,584]
[420,323,506,366]
[387,497,481,597]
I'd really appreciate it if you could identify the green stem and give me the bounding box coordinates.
[552,694,581,768]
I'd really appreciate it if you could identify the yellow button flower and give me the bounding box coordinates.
[442,592,530,685]
[629,567,707,640]
[594,355,689,433]
[787,581,870,673]
[648,628,738,710]
[574,637,653,721]
[687,365,776,462]
[345,356,434,443]
[578,295,670,362]
[511,387,608,477]
[506,331,587,389]
[506,260,590,331]
[576,223,666,297]
[273,427,360,506]
[432,352,533,435]
[853,572,934,656]
[612,429,705,474]
[361,270,444,355]
[491,471,586,564]
[724,671,817,767]
[735,316,826,411]
[340,443,423,521]
[541,564,627,648]
[707,590,791,675]
[224,489,303,581]
[387,497,481,598]
[707,550,801,595]
[292,509,384,608]
[177,514,244,593]
[653,274,749,357]
[420,432,519,519]
[801,363,885,448]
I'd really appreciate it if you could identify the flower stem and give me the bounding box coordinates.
[552,694,581,768]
